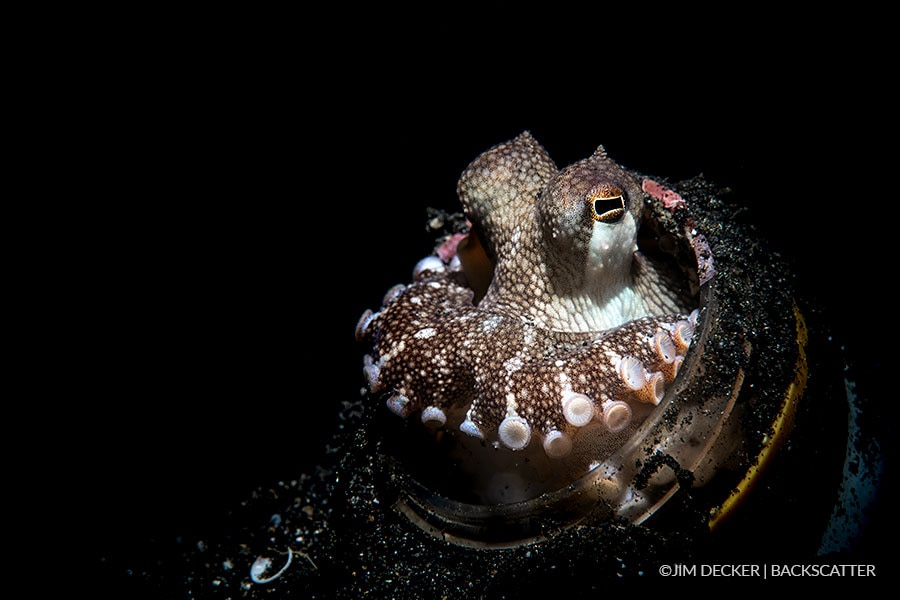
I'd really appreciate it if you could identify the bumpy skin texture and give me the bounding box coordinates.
[358,132,696,454]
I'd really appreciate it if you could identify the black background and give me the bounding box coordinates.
[57,7,894,590]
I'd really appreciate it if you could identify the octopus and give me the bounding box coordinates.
[356,132,699,464]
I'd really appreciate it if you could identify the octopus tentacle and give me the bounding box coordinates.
[363,269,693,454]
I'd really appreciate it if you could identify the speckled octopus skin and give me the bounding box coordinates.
[357,132,697,457]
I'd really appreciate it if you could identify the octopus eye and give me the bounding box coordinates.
[589,185,627,223]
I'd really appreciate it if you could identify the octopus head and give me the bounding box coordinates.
[537,146,644,293]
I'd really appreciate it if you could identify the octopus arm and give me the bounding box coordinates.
[460,313,695,453]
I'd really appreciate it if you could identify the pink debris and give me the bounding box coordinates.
[642,178,685,210]
[436,232,469,263]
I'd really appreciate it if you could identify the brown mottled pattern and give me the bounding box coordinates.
[359,132,696,453]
